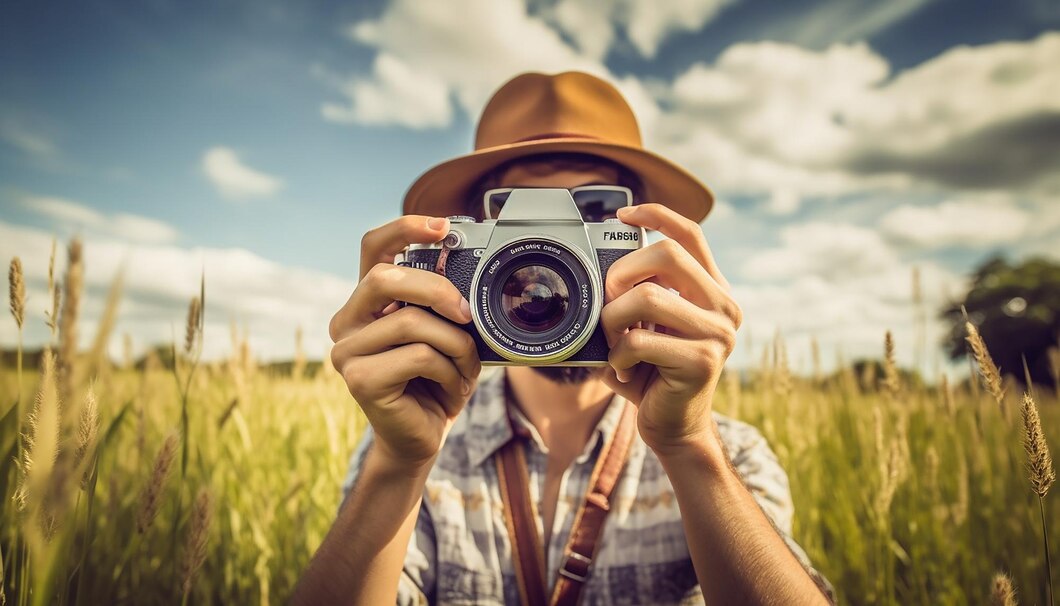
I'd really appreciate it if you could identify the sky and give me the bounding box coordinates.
[1,0,1058,379]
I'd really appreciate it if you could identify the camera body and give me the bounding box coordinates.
[399,189,645,365]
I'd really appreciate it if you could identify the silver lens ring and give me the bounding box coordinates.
[470,236,602,364]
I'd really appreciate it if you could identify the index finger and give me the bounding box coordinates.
[615,203,731,291]
[360,214,451,278]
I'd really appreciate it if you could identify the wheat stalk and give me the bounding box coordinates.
[75,385,100,489]
[882,331,901,400]
[10,257,27,459]
[990,572,1018,606]
[58,237,83,405]
[964,317,1005,409]
[136,430,179,534]
[184,296,202,356]
[9,257,24,330]
[1021,391,1055,606]
[181,488,213,603]
[292,325,306,382]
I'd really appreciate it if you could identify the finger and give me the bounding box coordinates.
[330,264,471,341]
[360,215,451,279]
[609,328,730,384]
[616,203,731,291]
[601,281,717,347]
[605,239,742,326]
[331,306,481,382]
[342,342,469,418]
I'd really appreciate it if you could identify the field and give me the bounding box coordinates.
[2,245,1058,605]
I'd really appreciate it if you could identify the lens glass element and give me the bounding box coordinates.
[500,265,569,333]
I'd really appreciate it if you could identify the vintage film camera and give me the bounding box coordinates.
[400,188,645,365]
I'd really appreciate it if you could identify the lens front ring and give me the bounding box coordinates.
[470,236,602,364]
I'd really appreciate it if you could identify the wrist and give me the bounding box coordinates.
[370,438,438,480]
[650,422,730,475]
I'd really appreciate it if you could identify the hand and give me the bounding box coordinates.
[600,203,742,455]
[329,215,482,468]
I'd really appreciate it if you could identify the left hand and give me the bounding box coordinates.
[601,203,742,455]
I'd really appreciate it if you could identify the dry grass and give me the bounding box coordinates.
[1,238,1057,605]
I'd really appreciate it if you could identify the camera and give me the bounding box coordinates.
[399,189,645,365]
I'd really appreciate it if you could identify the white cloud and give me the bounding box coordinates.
[0,220,354,362]
[201,147,283,200]
[741,221,897,282]
[319,0,612,130]
[547,0,736,59]
[321,54,453,128]
[625,0,736,58]
[658,32,1060,200]
[22,195,179,244]
[767,188,801,215]
[880,199,1030,248]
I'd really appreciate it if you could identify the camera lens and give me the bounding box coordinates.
[501,265,569,333]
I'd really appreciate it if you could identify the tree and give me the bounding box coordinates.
[940,254,1060,387]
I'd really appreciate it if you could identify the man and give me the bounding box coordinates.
[294,72,834,605]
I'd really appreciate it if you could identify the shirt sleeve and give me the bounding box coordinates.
[718,416,837,604]
[341,427,438,606]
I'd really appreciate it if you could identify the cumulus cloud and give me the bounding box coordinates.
[546,0,736,59]
[318,0,630,130]
[741,221,897,282]
[22,195,179,244]
[659,32,1060,202]
[0,220,354,362]
[201,147,283,200]
[879,199,1030,248]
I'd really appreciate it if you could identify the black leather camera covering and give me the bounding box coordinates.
[402,247,631,364]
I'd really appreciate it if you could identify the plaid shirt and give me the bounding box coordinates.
[342,368,835,605]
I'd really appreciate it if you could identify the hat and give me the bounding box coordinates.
[401,71,715,223]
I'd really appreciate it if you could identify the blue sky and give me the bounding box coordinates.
[1,0,1058,377]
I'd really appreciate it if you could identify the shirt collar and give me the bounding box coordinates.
[465,368,630,468]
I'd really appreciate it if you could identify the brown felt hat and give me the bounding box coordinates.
[401,71,715,223]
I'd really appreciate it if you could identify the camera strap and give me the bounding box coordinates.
[495,376,637,606]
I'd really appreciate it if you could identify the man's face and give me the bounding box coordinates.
[493,159,622,385]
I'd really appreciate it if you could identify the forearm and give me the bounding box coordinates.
[656,429,829,606]
[292,444,431,606]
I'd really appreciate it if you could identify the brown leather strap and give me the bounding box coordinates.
[497,439,549,606]
[496,376,637,606]
[550,402,636,606]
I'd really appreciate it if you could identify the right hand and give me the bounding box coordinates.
[330,215,482,468]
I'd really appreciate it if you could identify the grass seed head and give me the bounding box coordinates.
[137,430,180,534]
[1020,392,1055,498]
[184,296,202,355]
[964,320,1005,408]
[989,571,1018,606]
[9,257,25,330]
[181,487,213,598]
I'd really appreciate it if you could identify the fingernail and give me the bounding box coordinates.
[616,368,630,383]
[616,206,633,217]
[427,217,448,230]
[462,378,472,395]
[460,296,471,320]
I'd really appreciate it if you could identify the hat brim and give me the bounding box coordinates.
[401,137,715,223]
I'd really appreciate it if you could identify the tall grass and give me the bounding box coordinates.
[1,239,1056,605]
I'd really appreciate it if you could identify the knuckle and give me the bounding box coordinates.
[729,301,744,330]
[635,281,666,311]
[625,328,649,351]
[330,343,345,370]
[328,314,342,342]
[360,226,382,254]
[341,362,365,395]
[657,238,683,258]
[408,342,436,366]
